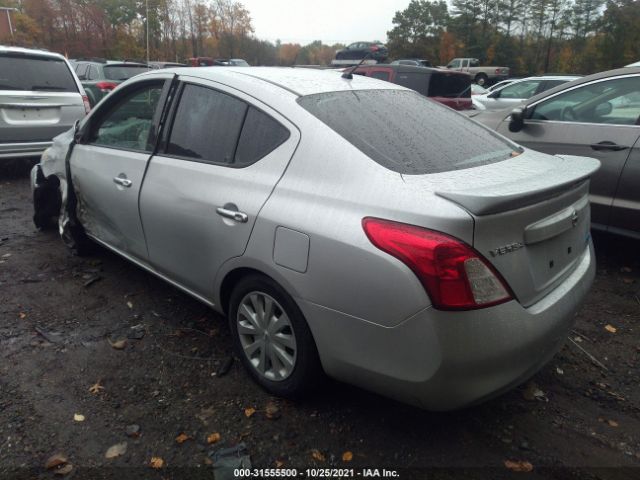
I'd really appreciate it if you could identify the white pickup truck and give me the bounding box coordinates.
[444,58,509,86]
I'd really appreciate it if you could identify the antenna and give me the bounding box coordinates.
[341,52,373,80]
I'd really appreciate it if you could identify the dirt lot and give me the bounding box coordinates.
[1,171,639,479]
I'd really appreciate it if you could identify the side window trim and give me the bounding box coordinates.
[160,80,292,169]
[82,79,169,153]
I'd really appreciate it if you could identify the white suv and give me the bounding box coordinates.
[0,46,89,161]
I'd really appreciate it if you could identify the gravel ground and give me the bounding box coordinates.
[0,171,639,480]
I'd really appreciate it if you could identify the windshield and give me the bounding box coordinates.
[0,54,78,92]
[298,89,517,175]
[104,65,151,80]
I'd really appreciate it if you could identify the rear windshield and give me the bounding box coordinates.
[0,54,78,92]
[298,89,517,175]
[429,73,471,98]
[104,65,151,80]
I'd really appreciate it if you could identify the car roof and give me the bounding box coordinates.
[146,66,405,97]
[0,45,66,60]
[356,64,465,76]
[526,67,640,104]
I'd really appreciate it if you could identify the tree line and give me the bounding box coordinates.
[388,0,640,75]
[1,0,638,75]
[0,0,344,66]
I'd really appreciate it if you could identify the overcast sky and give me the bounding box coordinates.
[239,0,412,45]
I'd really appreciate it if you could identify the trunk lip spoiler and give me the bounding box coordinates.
[434,155,600,216]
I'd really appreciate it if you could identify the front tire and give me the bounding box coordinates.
[228,274,323,398]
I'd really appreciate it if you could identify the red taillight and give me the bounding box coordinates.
[362,218,512,310]
[495,68,501,74]
[81,94,91,113]
[96,81,118,92]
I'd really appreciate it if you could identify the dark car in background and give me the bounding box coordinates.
[353,65,472,110]
[73,59,151,106]
[390,59,432,67]
[472,66,640,238]
[333,42,388,65]
[0,46,88,161]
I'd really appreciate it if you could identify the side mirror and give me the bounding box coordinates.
[509,107,526,132]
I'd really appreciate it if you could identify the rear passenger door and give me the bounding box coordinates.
[139,79,300,301]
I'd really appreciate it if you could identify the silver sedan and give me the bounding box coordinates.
[32,67,598,410]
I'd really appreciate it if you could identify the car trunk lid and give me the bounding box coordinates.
[0,91,83,143]
[402,152,600,307]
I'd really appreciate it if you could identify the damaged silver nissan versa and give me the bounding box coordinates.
[31,67,599,410]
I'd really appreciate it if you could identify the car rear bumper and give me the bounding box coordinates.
[300,241,595,410]
[0,141,51,159]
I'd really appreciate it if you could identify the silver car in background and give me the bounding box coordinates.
[32,67,598,410]
[473,67,640,239]
[473,75,581,111]
[0,46,88,161]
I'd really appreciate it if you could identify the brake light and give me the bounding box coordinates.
[81,94,91,113]
[96,81,118,92]
[495,68,501,74]
[362,218,512,310]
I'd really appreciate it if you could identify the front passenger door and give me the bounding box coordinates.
[71,79,169,261]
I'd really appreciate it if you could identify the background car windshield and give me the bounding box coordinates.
[104,65,151,80]
[298,89,516,175]
[0,55,78,92]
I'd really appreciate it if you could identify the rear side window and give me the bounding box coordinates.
[235,107,290,166]
[104,65,151,80]
[0,54,78,92]
[394,72,428,96]
[167,84,247,164]
[371,71,391,81]
[298,89,517,175]
[429,73,471,98]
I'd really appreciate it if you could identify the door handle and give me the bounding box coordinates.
[216,206,248,223]
[113,175,132,187]
[590,141,629,152]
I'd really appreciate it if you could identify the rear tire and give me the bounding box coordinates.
[228,274,323,398]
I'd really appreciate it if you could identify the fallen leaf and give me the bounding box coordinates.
[88,380,104,394]
[311,449,326,462]
[126,301,133,309]
[105,442,127,459]
[265,401,280,420]
[607,419,619,427]
[342,451,353,462]
[556,367,564,375]
[126,424,141,438]
[522,382,547,402]
[275,460,285,468]
[149,457,164,469]
[175,433,191,444]
[73,413,85,422]
[604,324,617,333]
[207,432,221,444]
[45,453,68,470]
[504,459,534,472]
[54,463,73,476]
[19,312,26,319]
[108,338,127,350]
[244,407,256,418]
